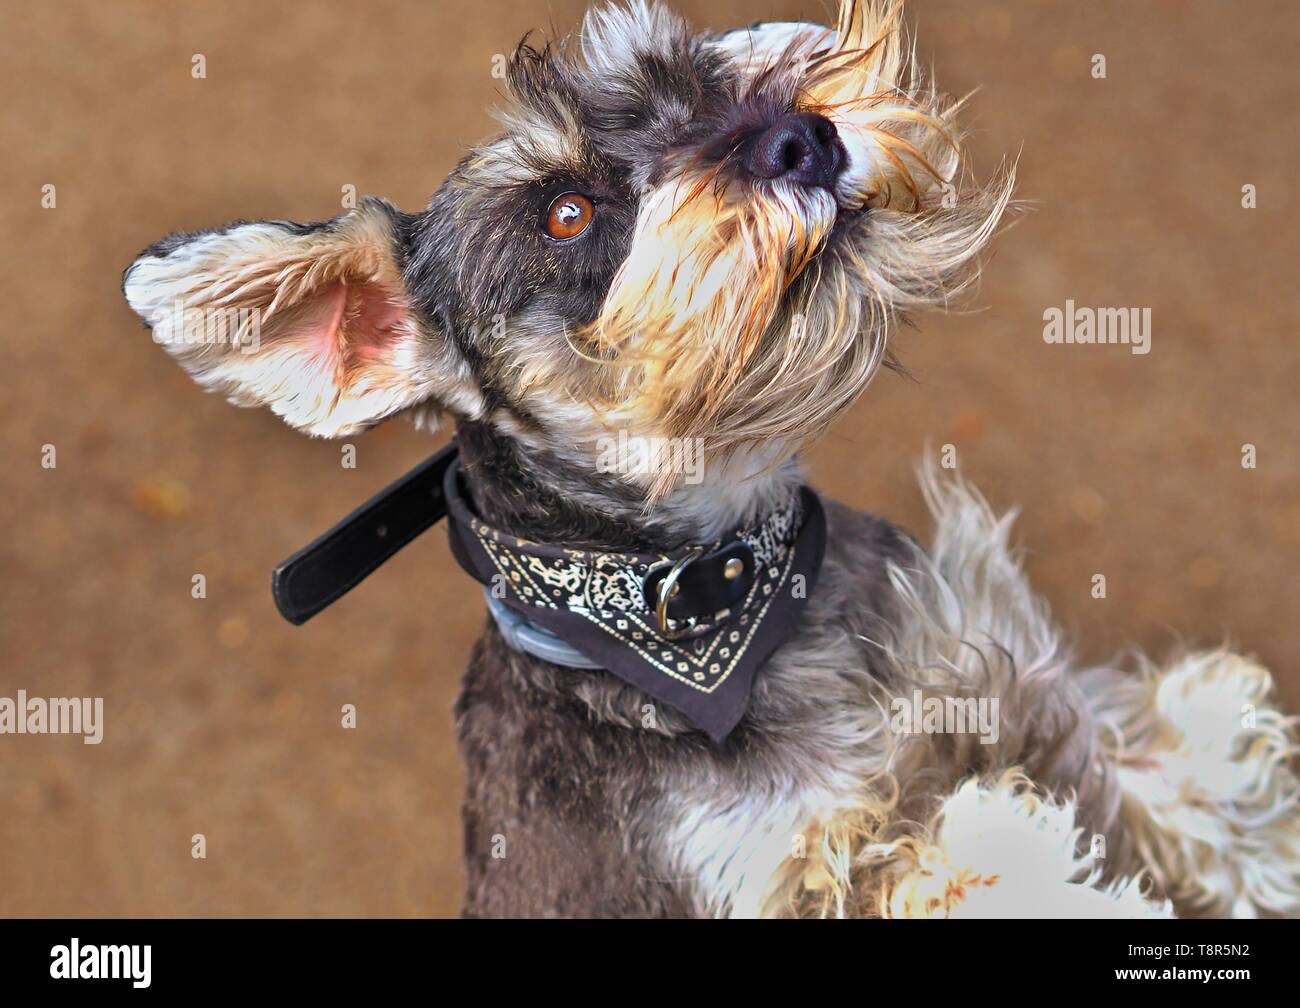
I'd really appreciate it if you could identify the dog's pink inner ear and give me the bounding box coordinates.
[283,279,414,383]
[295,281,349,363]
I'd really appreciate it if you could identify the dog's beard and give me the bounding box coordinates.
[587,177,838,458]
[582,0,1012,498]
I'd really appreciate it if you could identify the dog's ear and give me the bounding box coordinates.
[123,197,462,437]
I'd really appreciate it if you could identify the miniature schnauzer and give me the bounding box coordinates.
[124,1,1300,917]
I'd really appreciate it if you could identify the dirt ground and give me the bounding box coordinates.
[1,0,1296,917]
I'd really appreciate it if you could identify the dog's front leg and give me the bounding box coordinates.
[1077,652,1300,918]
[880,771,1172,919]
[455,631,696,918]
[824,469,1299,918]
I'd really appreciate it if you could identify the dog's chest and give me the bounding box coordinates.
[647,646,887,916]
[456,633,877,918]
[456,502,907,918]
[652,757,848,917]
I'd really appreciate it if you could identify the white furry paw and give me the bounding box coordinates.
[1102,651,1300,917]
[885,771,1170,919]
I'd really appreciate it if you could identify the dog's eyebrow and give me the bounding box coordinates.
[470,42,617,188]
[465,111,591,188]
[476,5,764,192]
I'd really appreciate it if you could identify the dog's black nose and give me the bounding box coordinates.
[745,113,843,191]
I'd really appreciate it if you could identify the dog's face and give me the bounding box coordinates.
[125,0,1009,500]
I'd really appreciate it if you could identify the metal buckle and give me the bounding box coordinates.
[654,547,703,639]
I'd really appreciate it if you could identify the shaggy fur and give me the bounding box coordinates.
[123,0,1300,918]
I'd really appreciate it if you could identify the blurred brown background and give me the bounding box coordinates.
[1,0,1296,917]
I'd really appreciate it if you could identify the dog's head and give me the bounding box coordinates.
[125,0,1009,505]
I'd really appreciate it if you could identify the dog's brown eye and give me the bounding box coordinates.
[544,193,594,241]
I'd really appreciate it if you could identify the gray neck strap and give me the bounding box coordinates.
[484,588,602,669]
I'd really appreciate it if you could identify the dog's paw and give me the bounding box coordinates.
[1103,651,1300,917]
[883,771,1170,919]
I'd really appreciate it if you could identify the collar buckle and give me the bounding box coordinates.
[654,547,704,639]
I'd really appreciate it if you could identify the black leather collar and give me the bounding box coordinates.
[272,442,826,741]
[272,446,458,626]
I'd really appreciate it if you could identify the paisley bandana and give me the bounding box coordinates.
[443,458,826,741]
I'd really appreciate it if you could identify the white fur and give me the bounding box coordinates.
[887,773,1171,919]
[1084,653,1300,917]
[582,0,687,81]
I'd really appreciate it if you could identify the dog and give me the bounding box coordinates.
[122,0,1300,918]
